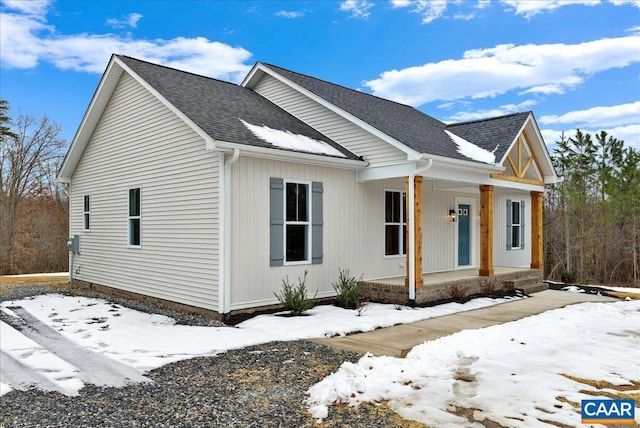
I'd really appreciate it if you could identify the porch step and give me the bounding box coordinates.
[504,276,548,294]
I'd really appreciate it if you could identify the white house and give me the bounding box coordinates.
[58,55,558,318]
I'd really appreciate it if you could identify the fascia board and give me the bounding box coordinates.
[212,140,368,169]
[496,117,528,166]
[250,64,422,160]
[115,57,215,147]
[58,58,123,182]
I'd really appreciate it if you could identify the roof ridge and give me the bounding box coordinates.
[260,62,423,112]
[447,111,531,127]
[116,54,242,88]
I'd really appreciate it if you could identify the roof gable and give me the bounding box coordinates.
[59,56,362,182]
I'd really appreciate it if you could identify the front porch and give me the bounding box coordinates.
[362,267,546,305]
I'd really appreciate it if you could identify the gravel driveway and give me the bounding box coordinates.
[0,285,422,427]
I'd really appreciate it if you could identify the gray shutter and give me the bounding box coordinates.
[270,178,284,266]
[506,199,513,250]
[520,200,526,250]
[311,181,323,264]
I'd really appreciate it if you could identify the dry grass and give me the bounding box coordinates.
[0,274,68,292]
[562,374,640,401]
[607,291,640,300]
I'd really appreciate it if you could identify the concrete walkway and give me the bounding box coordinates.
[309,289,618,358]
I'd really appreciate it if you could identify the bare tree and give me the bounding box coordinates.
[1,103,67,274]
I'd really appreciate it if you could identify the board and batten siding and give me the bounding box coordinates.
[253,74,408,166]
[423,184,480,272]
[493,190,531,268]
[228,157,481,309]
[229,156,408,309]
[69,73,220,311]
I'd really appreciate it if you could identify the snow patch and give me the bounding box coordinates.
[241,119,346,158]
[307,300,640,427]
[445,130,497,164]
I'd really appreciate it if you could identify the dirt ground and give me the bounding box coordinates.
[0,274,69,292]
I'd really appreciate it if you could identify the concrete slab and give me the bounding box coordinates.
[309,337,403,358]
[409,313,502,332]
[308,289,621,358]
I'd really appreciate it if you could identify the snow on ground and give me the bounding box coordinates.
[0,293,517,396]
[307,299,640,427]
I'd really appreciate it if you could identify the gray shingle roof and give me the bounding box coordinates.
[445,112,530,163]
[262,63,531,164]
[117,55,361,161]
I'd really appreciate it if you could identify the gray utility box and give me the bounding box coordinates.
[67,235,80,254]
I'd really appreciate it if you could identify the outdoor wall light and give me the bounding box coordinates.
[449,209,457,222]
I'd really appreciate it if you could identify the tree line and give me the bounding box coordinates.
[1,100,68,274]
[1,99,638,285]
[544,130,639,286]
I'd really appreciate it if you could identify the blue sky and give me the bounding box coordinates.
[1,0,639,150]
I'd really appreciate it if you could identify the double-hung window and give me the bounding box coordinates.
[285,181,310,263]
[82,194,90,231]
[385,190,406,256]
[128,187,141,247]
[270,178,323,266]
[507,199,525,250]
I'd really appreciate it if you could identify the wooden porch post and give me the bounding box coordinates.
[530,191,544,269]
[479,185,494,277]
[405,176,424,288]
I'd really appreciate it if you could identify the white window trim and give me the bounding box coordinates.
[128,186,142,248]
[82,193,91,232]
[384,188,406,258]
[283,179,312,265]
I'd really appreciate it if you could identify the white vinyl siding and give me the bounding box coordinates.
[253,74,407,166]
[68,72,220,311]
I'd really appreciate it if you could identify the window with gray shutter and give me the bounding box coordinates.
[507,199,525,250]
[270,178,323,266]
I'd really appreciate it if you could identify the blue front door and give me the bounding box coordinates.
[458,204,470,266]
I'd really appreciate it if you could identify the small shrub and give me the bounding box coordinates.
[332,268,363,309]
[447,283,466,301]
[561,271,576,284]
[274,270,316,315]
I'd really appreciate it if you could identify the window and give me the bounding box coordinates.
[82,194,90,231]
[270,178,323,266]
[385,190,406,256]
[128,187,141,246]
[507,199,525,250]
[285,181,309,263]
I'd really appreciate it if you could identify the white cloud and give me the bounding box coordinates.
[445,100,537,123]
[390,0,448,24]
[500,0,602,18]
[275,10,305,18]
[2,0,51,16]
[106,13,143,29]
[363,36,640,106]
[539,102,640,149]
[539,101,640,128]
[0,3,252,82]
[340,0,373,19]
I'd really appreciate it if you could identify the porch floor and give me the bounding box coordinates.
[362,267,545,305]
[366,266,529,286]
